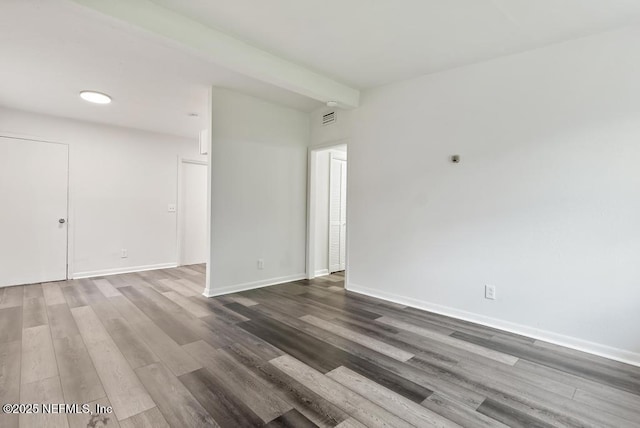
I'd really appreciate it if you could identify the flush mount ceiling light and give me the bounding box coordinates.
[79,90,112,104]
[326,101,339,107]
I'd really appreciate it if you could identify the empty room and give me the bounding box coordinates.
[1,1,639,427]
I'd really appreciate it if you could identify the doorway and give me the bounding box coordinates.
[177,159,208,266]
[307,143,348,285]
[0,136,69,287]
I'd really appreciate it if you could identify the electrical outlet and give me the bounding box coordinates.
[257,259,264,270]
[485,285,496,300]
[121,249,128,258]
[168,204,176,213]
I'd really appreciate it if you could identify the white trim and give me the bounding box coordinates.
[204,88,213,298]
[72,263,178,279]
[202,273,306,297]
[314,269,330,277]
[347,282,640,368]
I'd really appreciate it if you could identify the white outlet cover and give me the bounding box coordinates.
[168,204,176,212]
[485,285,496,300]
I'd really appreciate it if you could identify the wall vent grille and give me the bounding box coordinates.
[322,111,337,126]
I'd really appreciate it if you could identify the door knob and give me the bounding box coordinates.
[59,218,66,224]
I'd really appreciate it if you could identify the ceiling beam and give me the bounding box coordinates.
[68,0,360,108]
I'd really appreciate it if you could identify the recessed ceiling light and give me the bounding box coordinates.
[80,91,112,104]
[326,101,339,107]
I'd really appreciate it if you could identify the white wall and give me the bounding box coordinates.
[205,88,309,296]
[310,107,353,147]
[347,27,640,363]
[0,107,203,278]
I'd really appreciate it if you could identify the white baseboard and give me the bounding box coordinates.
[72,263,178,279]
[314,269,330,277]
[347,282,640,368]
[203,273,306,297]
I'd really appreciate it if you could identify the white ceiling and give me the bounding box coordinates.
[3,1,640,137]
[150,0,640,88]
[0,0,321,138]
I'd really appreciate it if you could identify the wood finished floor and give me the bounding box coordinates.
[1,266,639,427]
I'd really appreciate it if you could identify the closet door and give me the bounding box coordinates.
[329,154,346,273]
[0,136,68,287]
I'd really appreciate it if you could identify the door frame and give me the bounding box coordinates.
[306,140,349,284]
[176,157,208,266]
[0,133,70,282]
[328,150,347,273]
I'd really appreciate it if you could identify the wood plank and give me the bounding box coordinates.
[67,397,120,428]
[53,333,106,404]
[377,316,519,365]
[271,354,413,428]
[422,393,510,428]
[119,286,201,345]
[0,285,23,309]
[121,314,201,377]
[0,306,22,344]
[94,278,123,298]
[62,285,88,308]
[236,302,473,408]
[335,418,368,428]
[135,362,218,428]
[47,303,80,340]
[162,291,210,317]
[232,304,435,404]
[229,295,259,307]
[411,353,623,427]
[265,409,318,428]
[452,331,640,395]
[0,340,21,428]
[301,315,414,362]
[23,294,48,328]
[19,376,69,428]
[226,342,349,427]
[42,282,67,306]
[21,324,58,384]
[477,398,554,428]
[179,367,265,428]
[572,388,640,424]
[23,283,44,300]
[327,366,459,427]
[119,407,169,428]
[103,318,159,369]
[183,340,293,422]
[158,278,198,297]
[71,305,155,421]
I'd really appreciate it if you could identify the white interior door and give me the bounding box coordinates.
[179,160,208,265]
[329,154,347,273]
[0,136,68,287]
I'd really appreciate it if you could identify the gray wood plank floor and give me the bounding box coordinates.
[1,266,639,427]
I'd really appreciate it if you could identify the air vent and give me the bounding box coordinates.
[322,111,337,126]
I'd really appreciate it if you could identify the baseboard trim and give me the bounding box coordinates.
[72,263,178,279]
[347,282,640,368]
[203,273,307,298]
[314,269,330,277]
